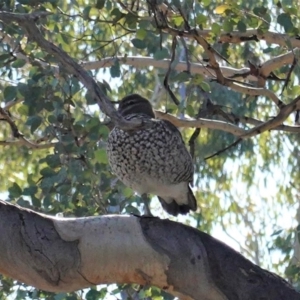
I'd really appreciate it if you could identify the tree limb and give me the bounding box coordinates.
[0,199,298,299]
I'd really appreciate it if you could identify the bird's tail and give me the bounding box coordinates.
[158,187,197,216]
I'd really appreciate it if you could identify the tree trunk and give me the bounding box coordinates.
[0,200,298,300]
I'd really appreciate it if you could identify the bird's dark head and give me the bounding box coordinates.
[118,94,155,118]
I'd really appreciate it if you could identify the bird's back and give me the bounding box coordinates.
[107,114,193,191]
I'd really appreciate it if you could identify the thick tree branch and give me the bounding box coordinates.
[0,200,299,299]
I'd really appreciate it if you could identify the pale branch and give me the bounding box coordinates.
[225,81,284,108]
[154,110,246,136]
[240,96,300,138]
[0,199,299,299]
[0,30,261,82]
[158,26,287,109]
[260,49,300,78]
[2,25,297,84]
[82,56,258,81]
[0,11,144,132]
[2,107,299,149]
[1,28,295,109]
[155,110,300,137]
[161,25,226,85]
[4,98,23,109]
[136,9,291,109]
[3,5,292,89]
[221,113,300,134]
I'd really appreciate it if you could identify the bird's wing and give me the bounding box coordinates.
[161,119,194,184]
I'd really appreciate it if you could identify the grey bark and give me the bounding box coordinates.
[0,200,299,300]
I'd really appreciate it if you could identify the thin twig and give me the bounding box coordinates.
[281,55,296,94]
[163,36,180,105]
[204,138,242,160]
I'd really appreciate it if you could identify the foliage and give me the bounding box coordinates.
[0,0,300,299]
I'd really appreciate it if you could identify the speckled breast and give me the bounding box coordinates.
[106,115,193,194]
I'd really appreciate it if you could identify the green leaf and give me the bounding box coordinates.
[83,6,92,19]
[86,289,102,300]
[211,23,221,35]
[290,85,300,96]
[202,0,211,6]
[23,185,38,196]
[111,8,125,22]
[96,0,105,9]
[277,13,294,33]
[237,21,246,32]
[26,116,42,133]
[17,104,29,116]
[223,20,234,32]
[253,6,268,16]
[153,48,169,60]
[54,293,68,300]
[40,167,57,177]
[8,183,22,198]
[125,13,137,29]
[110,60,121,78]
[215,4,230,14]
[173,16,184,26]
[11,59,26,68]
[94,149,108,164]
[45,154,61,168]
[186,104,194,116]
[31,195,41,207]
[48,114,56,124]
[123,187,133,198]
[192,74,204,85]
[200,81,211,92]
[0,53,11,63]
[131,38,147,49]
[136,28,147,40]
[196,14,207,25]
[172,71,191,83]
[4,86,17,102]
[139,20,151,29]
[271,229,283,236]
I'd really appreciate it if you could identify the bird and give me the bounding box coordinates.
[106,94,197,216]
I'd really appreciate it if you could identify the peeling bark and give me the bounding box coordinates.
[0,200,299,299]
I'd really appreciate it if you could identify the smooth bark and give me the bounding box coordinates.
[0,200,298,300]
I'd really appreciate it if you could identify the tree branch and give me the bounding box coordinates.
[154,111,246,136]
[0,199,298,299]
[241,96,300,138]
